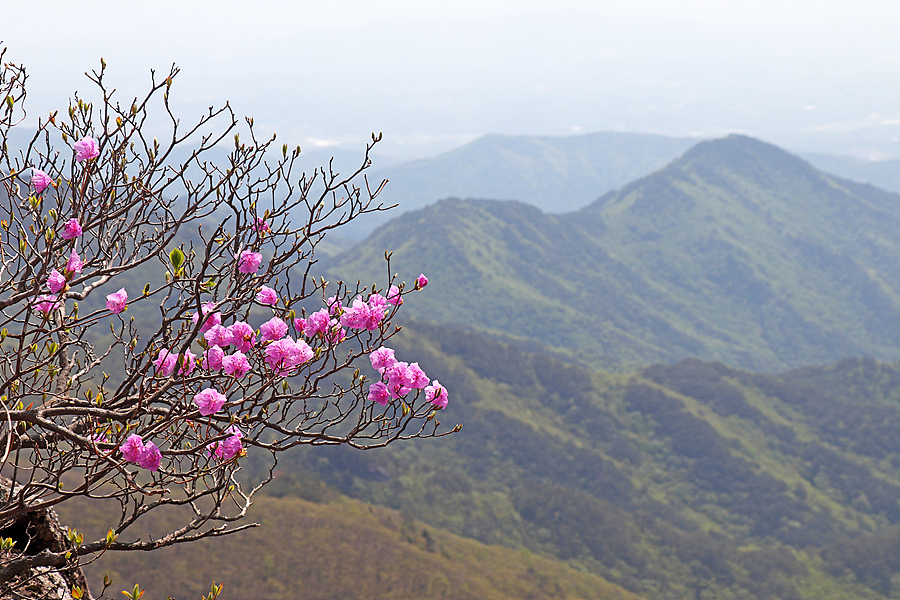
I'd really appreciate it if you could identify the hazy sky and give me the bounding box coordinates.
[2,0,898,161]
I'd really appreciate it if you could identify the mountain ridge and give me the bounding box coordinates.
[324,134,900,371]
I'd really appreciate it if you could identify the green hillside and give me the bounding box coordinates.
[324,135,900,371]
[61,493,644,600]
[282,321,900,600]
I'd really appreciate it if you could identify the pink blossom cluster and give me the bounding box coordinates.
[193,387,227,416]
[264,336,314,376]
[211,426,243,460]
[339,295,388,331]
[296,308,346,343]
[237,250,262,274]
[21,164,441,474]
[191,302,221,332]
[153,348,197,377]
[119,434,162,471]
[367,346,448,409]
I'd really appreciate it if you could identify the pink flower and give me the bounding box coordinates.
[202,346,225,371]
[193,387,227,416]
[408,362,429,389]
[260,317,288,342]
[31,168,52,193]
[425,380,449,409]
[386,285,403,306]
[137,441,162,471]
[204,324,233,348]
[32,294,60,314]
[252,217,270,233]
[368,293,387,310]
[227,321,256,353]
[66,249,83,274]
[153,348,178,376]
[264,338,313,375]
[120,434,145,463]
[416,273,428,289]
[213,426,243,460]
[303,309,330,337]
[293,317,307,334]
[340,297,384,331]
[237,250,262,274]
[73,136,99,162]
[47,270,66,294]
[385,361,415,398]
[256,286,278,306]
[105,287,127,314]
[191,302,221,333]
[222,351,251,378]
[369,347,397,373]
[367,382,391,406]
[61,218,82,240]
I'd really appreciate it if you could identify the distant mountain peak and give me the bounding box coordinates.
[672,134,814,178]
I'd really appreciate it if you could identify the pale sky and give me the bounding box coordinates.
[1,0,898,161]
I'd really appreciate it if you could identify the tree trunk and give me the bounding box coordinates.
[0,479,91,600]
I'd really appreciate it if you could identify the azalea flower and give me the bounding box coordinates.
[369,347,397,373]
[259,316,288,342]
[256,286,278,306]
[193,387,227,416]
[202,346,225,371]
[303,309,330,337]
[137,441,162,471]
[73,136,99,162]
[47,270,66,294]
[237,250,262,274]
[153,348,178,376]
[213,426,243,460]
[204,324,233,348]
[66,249,83,274]
[31,168,52,193]
[416,273,428,289]
[367,382,391,406]
[425,380,449,409]
[32,294,60,314]
[222,351,251,378]
[386,285,403,306]
[120,434,145,463]
[227,321,256,353]
[178,349,197,376]
[191,302,221,333]
[105,287,127,314]
[120,434,162,471]
[252,217,270,233]
[61,218,82,240]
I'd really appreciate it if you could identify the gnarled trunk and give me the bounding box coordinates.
[0,479,90,600]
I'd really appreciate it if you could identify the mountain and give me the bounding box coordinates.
[802,153,899,194]
[324,135,900,371]
[337,132,699,238]
[277,321,900,600]
[63,493,643,600]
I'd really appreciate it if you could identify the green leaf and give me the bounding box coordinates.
[168,248,185,270]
